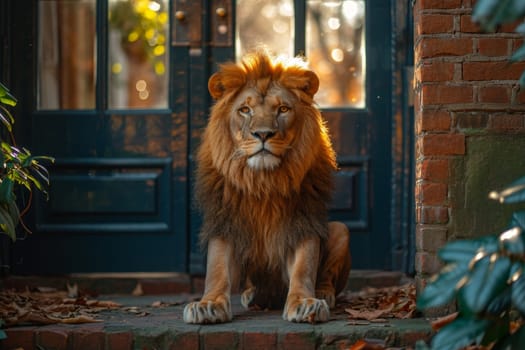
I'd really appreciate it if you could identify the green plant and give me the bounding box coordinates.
[0,82,53,240]
[417,176,525,349]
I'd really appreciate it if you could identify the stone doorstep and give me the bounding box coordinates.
[1,294,432,350]
[1,270,409,296]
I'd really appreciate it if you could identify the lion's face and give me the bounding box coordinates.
[229,83,299,170]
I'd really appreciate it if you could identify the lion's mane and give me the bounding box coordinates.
[195,51,337,296]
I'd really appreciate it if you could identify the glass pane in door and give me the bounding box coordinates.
[38,0,96,110]
[306,0,366,108]
[236,0,294,60]
[108,0,169,109]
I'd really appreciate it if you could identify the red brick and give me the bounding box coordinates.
[418,61,455,82]
[107,332,133,350]
[498,20,521,33]
[171,332,199,350]
[479,85,510,103]
[278,332,316,350]
[38,329,69,350]
[418,159,449,182]
[477,38,509,57]
[417,206,449,224]
[418,37,473,58]
[419,0,462,9]
[2,328,36,350]
[202,331,239,350]
[460,15,482,33]
[417,182,448,205]
[455,112,489,129]
[489,114,525,130]
[243,332,278,350]
[71,331,105,350]
[421,84,473,104]
[420,134,466,155]
[419,109,451,132]
[415,252,442,274]
[416,224,448,252]
[463,61,525,81]
[417,14,454,35]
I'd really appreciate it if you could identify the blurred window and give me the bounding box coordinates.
[37,0,169,110]
[235,0,366,109]
[306,0,366,108]
[235,0,295,60]
[38,0,96,110]
[108,0,169,109]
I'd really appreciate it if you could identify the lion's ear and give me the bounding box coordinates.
[208,72,225,99]
[302,70,320,96]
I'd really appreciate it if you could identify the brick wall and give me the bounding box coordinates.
[413,0,525,294]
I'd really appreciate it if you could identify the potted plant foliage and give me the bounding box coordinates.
[0,82,53,242]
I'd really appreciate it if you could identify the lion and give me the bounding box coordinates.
[183,50,351,324]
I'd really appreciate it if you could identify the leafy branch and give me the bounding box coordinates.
[0,83,53,240]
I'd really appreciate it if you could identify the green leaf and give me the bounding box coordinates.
[489,176,525,204]
[458,254,512,314]
[510,211,525,231]
[0,105,14,131]
[512,44,525,62]
[0,82,17,107]
[0,204,16,241]
[480,315,510,346]
[499,226,525,255]
[516,22,525,34]
[511,264,525,314]
[438,236,499,264]
[472,0,501,23]
[485,286,511,315]
[417,263,469,310]
[0,178,14,204]
[431,317,489,350]
[473,0,516,32]
[0,329,5,340]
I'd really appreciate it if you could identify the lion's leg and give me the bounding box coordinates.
[315,221,351,308]
[283,236,330,323]
[183,238,236,324]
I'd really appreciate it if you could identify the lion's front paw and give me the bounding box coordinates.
[283,297,330,323]
[316,288,336,308]
[183,298,232,324]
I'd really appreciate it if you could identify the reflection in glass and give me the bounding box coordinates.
[236,0,294,61]
[38,0,96,110]
[108,0,169,109]
[307,0,366,108]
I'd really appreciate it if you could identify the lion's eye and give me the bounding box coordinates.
[238,106,251,115]
[278,106,290,114]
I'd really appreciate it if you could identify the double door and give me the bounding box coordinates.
[3,0,406,274]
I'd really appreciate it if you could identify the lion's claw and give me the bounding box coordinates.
[283,297,330,323]
[183,299,232,324]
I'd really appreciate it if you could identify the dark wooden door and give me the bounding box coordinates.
[5,0,408,274]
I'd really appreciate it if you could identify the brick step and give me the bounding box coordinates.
[1,270,409,296]
[2,294,432,350]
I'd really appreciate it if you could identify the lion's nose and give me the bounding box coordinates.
[251,131,276,142]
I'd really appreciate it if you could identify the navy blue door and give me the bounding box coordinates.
[8,0,408,274]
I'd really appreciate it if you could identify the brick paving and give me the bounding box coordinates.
[0,271,433,349]
[1,295,432,350]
